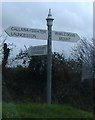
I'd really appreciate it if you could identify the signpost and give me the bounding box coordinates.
[28,45,47,56]
[5,9,80,104]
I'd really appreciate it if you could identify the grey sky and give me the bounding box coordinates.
[1,2,93,57]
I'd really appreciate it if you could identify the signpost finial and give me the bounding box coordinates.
[47,8,53,19]
[49,9,51,16]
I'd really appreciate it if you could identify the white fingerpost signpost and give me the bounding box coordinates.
[5,9,80,104]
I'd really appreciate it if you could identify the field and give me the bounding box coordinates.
[2,102,94,119]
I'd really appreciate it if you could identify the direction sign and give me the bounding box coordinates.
[52,31,80,42]
[5,26,80,42]
[5,26,47,40]
[28,45,47,56]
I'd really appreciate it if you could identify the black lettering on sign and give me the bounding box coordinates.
[11,27,46,34]
[11,32,18,36]
[11,32,36,39]
[28,34,36,38]
[59,37,71,41]
[55,32,63,36]
[11,27,15,31]
[55,31,75,37]
[64,32,75,37]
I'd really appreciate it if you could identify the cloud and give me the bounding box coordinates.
[0,3,2,35]
[2,2,93,56]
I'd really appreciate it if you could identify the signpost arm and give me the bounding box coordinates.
[46,9,54,104]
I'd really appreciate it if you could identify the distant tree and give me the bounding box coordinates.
[2,43,10,68]
[71,38,93,80]
[0,35,16,68]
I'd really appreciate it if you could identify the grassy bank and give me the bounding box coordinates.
[2,102,94,119]
[0,102,2,119]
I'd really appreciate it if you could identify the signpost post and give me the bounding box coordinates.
[46,9,54,104]
[5,9,80,104]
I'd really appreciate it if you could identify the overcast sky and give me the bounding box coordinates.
[1,2,93,58]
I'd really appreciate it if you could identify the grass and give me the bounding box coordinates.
[2,102,94,119]
[0,102,2,119]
